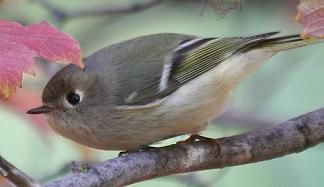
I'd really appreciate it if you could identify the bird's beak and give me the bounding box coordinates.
[26,105,52,115]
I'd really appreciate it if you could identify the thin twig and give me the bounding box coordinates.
[0,156,40,187]
[38,0,164,22]
[201,0,244,17]
[44,107,324,187]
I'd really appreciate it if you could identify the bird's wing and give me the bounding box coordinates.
[123,32,279,106]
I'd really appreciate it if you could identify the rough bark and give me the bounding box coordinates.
[43,107,324,187]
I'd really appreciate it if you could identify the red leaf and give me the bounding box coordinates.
[0,20,83,99]
[0,39,36,98]
[0,20,83,67]
[297,0,324,39]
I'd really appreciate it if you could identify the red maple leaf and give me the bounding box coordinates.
[0,39,36,98]
[0,20,83,99]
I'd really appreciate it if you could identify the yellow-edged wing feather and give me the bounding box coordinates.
[125,32,318,106]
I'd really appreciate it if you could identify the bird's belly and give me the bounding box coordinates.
[152,49,273,140]
[155,66,232,136]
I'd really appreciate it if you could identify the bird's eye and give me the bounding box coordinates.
[64,90,84,108]
[66,92,82,106]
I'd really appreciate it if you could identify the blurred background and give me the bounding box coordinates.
[1,0,324,186]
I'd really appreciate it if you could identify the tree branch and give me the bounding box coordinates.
[200,0,244,17]
[0,156,40,187]
[38,0,165,22]
[44,107,324,187]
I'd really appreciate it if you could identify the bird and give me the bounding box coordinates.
[27,32,321,151]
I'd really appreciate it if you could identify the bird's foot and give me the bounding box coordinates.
[70,161,91,173]
[176,134,215,144]
[118,146,159,157]
[177,135,220,156]
[118,150,134,157]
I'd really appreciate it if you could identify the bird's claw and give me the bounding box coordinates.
[176,135,215,144]
[71,161,91,173]
[177,135,220,156]
[118,146,159,157]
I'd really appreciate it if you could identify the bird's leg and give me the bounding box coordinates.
[177,134,215,144]
[118,146,159,157]
[118,150,135,157]
[177,134,220,156]
[189,134,215,142]
[70,161,91,173]
[140,145,160,151]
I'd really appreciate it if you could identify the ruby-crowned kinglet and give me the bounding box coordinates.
[27,32,320,151]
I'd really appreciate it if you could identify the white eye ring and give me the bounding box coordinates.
[64,89,84,108]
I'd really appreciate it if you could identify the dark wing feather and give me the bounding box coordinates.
[125,32,279,105]
[171,32,279,84]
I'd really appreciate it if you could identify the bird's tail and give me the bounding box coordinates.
[252,34,322,52]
